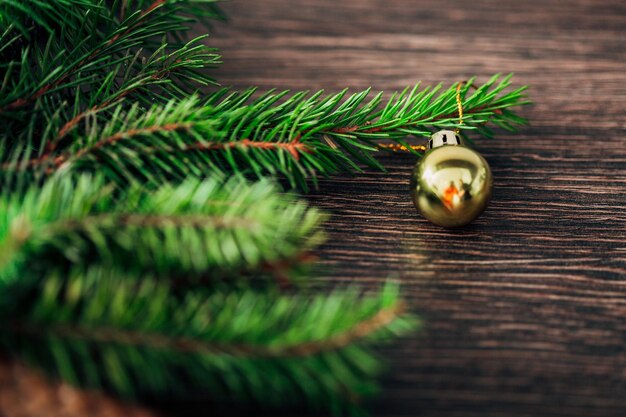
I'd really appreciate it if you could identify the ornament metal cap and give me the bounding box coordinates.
[428,129,463,149]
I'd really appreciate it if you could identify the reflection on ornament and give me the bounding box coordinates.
[411,130,492,228]
[442,182,461,210]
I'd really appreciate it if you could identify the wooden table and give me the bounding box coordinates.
[3,1,625,416]
[210,1,626,416]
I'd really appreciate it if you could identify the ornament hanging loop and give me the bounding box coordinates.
[455,81,464,134]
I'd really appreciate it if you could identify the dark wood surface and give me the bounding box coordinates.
[3,1,625,416]
[208,1,626,416]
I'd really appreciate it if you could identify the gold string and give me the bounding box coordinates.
[455,82,464,133]
[377,143,427,153]
[378,81,465,153]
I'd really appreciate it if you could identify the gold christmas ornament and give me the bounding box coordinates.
[410,130,492,227]
[378,81,494,227]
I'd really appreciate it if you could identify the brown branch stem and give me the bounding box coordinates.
[6,303,405,358]
[45,213,262,235]
[0,128,310,174]
[51,122,193,168]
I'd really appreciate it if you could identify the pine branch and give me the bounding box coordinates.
[1,1,529,192]
[1,75,529,190]
[0,0,221,123]
[0,173,325,285]
[0,268,417,413]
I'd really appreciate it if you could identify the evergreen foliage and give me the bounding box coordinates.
[0,268,415,413]
[0,0,529,414]
[0,174,325,285]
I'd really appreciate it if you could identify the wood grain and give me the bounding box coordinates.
[212,1,626,416]
[3,0,625,416]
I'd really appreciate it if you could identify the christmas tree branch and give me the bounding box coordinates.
[8,290,405,358]
[0,0,221,119]
[1,75,529,190]
[0,269,416,412]
[0,174,325,285]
